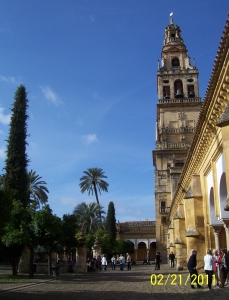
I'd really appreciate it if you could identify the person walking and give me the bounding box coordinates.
[213,249,221,286]
[169,252,175,268]
[101,254,107,271]
[111,255,116,270]
[147,252,151,265]
[187,249,201,289]
[126,253,131,270]
[204,249,214,290]
[96,254,102,270]
[155,252,160,270]
[219,248,229,287]
[119,254,125,271]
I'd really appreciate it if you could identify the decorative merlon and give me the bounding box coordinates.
[184,187,194,198]
[186,227,200,237]
[174,238,182,244]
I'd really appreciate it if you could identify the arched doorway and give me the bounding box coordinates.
[149,242,156,261]
[137,242,147,261]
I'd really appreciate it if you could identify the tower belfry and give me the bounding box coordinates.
[152,15,202,260]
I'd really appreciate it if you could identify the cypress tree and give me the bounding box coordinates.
[4,85,29,207]
[106,201,116,240]
[3,85,29,275]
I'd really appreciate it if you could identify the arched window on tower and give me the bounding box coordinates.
[163,86,170,99]
[187,85,195,98]
[171,57,180,69]
[174,80,183,98]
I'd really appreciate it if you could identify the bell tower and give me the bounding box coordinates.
[152,14,202,261]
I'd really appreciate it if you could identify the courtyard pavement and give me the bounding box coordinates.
[0,263,229,300]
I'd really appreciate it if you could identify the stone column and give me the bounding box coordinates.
[168,224,174,264]
[18,246,30,273]
[175,243,183,270]
[183,174,205,268]
[212,226,221,251]
[174,213,186,270]
[75,235,87,273]
[224,223,229,250]
[92,237,101,258]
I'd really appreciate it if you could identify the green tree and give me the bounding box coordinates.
[2,201,28,275]
[106,201,116,240]
[73,202,105,234]
[0,188,13,237]
[115,239,135,255]
[79,168,108,221]
[28,170,49,208]
[62,214,78,261]
[3,85,30,275]
[96,229,116,257]
[33,205,63,275]
[4,85,29,207]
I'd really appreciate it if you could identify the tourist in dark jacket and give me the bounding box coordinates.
[169,252,175,268]
[155,252,160,270]
[187,249,201,289]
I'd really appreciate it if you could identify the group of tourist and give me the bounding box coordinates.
[87,253,132,271]
[187,248,229,290]
[111,253,132,271]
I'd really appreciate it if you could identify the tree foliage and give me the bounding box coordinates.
[4,85,29,207]
[1,201,29,274]
[115,239,135,255]
[79,168,108,221]
[0,188,13,237]
[62,214,78,257]
[2,85,30,275]
[28,169,49,208]
[106,201,116,240]
[33,205,63,274]
[73,202,105,234]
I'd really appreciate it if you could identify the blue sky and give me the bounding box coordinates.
[0,1,228,222]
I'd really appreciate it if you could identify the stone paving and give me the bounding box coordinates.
[0,264,229,300]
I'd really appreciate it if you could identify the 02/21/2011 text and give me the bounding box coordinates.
[150,274,216,286]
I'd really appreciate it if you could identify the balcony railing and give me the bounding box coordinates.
[156,142,191,150]
[160,207,170,214]
[161,127,195,134]
[158,97,201,104]
[158,68,198,75]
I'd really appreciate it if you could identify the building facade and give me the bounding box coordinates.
[152,15,202,262]
[167,14,229,270]
[116,220,156,261]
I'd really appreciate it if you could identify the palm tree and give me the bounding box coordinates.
[28,170,49,208]
[73,202,105,234]
[79,168,108,221]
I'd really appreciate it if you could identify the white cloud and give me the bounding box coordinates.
[0,107,11,125]
[40,86,63,106]
[0,75,21,85]
[82,134,98,145]
[60,196,77,207]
